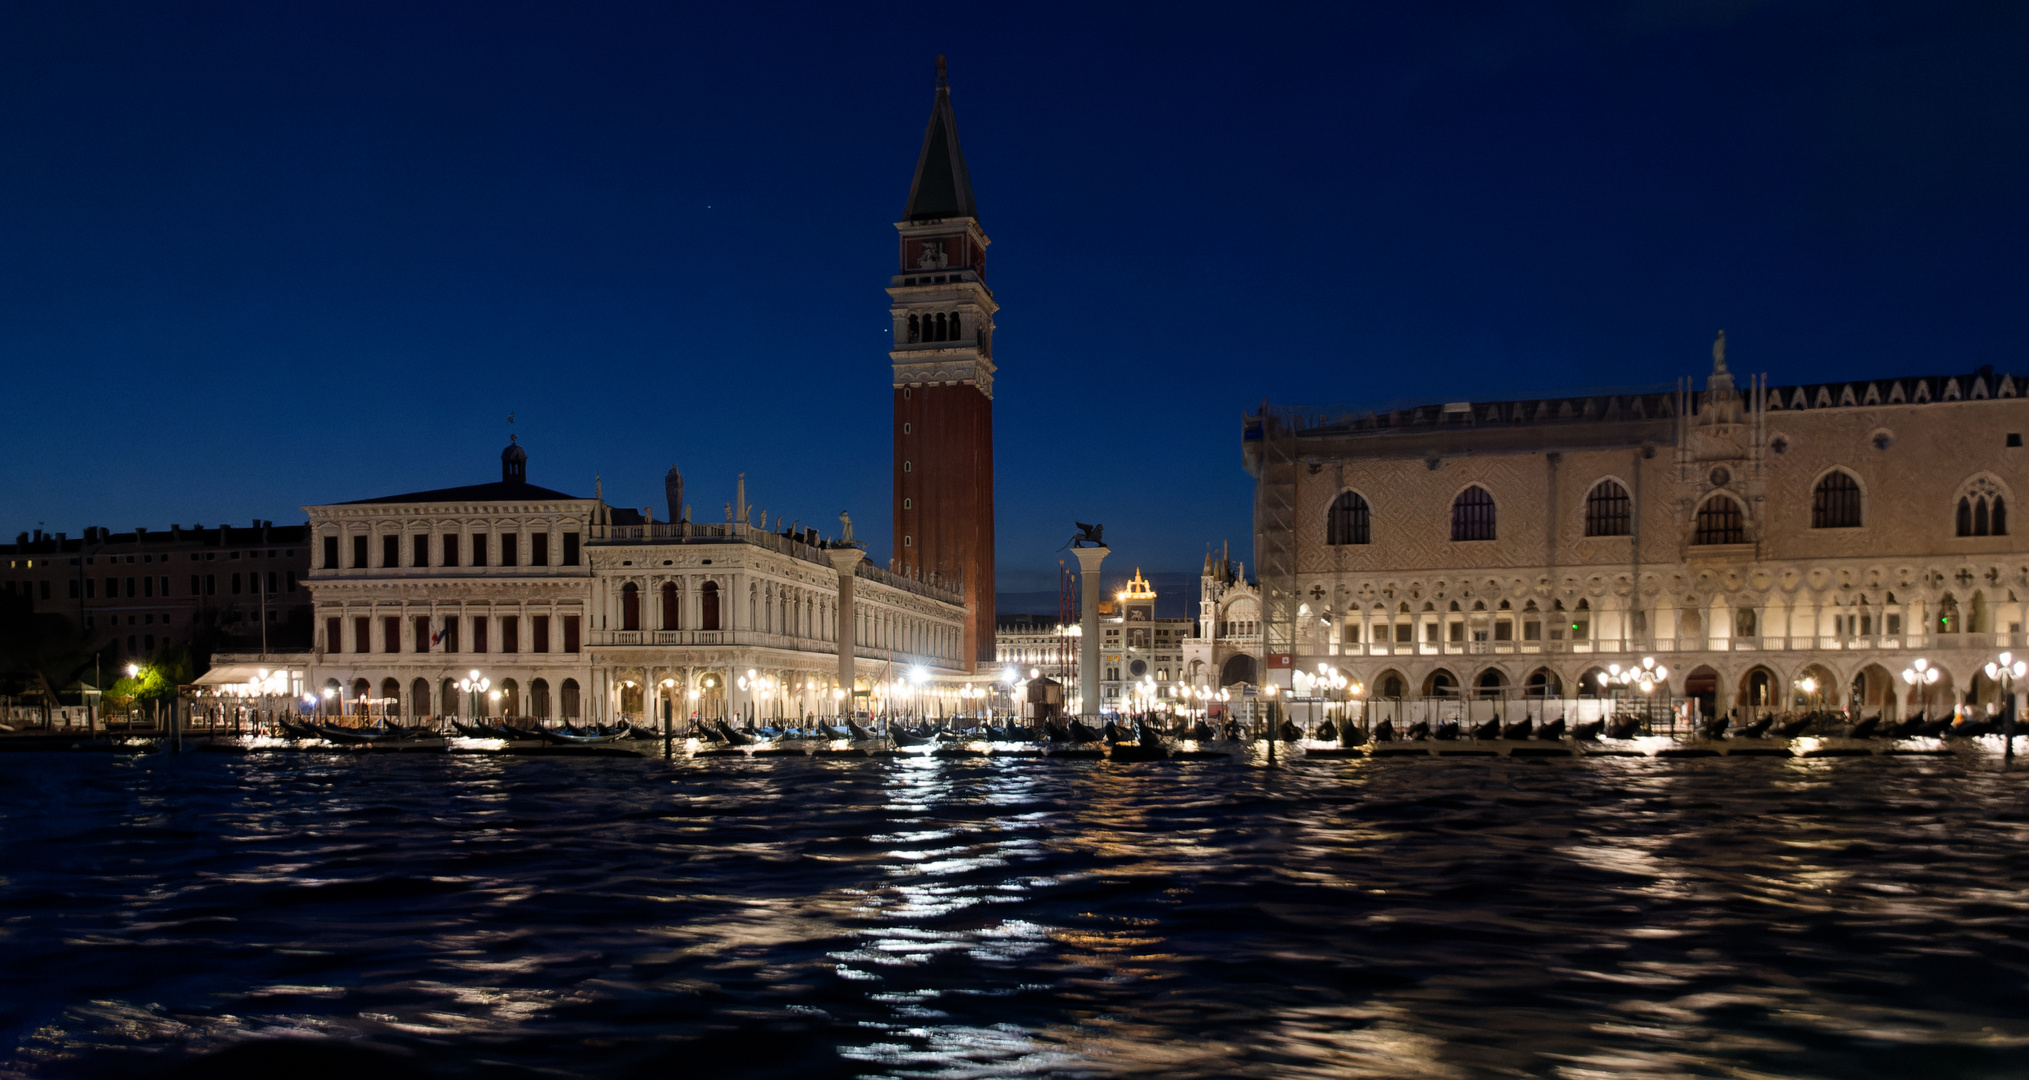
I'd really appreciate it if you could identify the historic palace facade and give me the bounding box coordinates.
[1242,338,2027,720]
[301,442,966,725]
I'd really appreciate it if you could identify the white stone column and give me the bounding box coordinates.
[829,547,866,709]
[1073,545,1109,717]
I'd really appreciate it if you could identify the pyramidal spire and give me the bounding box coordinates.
[903,54,978,222]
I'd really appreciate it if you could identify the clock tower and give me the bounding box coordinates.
[890,56,996,670]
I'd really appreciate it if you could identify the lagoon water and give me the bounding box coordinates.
[1,748,2027,1078]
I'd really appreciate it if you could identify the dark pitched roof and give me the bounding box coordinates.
[341,481,582,505]
[903,56,978,222]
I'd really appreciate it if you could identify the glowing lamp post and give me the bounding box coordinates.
[1983,652,2025,762]
[1901,658,1940,723]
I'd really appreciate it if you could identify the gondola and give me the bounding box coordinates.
[449,719,499,738]
[1949,716,1993,738]
[1105,719,1134,743]
[1572,718,1604,741]
[1846,714,1881,739]
[1772,714,1814,738]
[1068,719,1104,744]
[1605,716,1644,740]
[1186,721,1216,740]
[317,722,428,744]
[529,723,630,745]
[1278,720,1303,741]
[1372,718,1396,742]
[1338,725,1369,747]
[1470,717,1501,740]
[1887,713,1925,738]
[1222,719,1245,740]
[847,719,878,741]
[1536,717,1567,740]
[890,726,937,747]
[1916,715,1954,737]
[1700,715,1731,740]
[1433,719,1460,741]
[276,717,324,739]
[1501,718,1534,740]
[1316,719,1339,742]
[1739,716,1773,738]
[1406,719,1431,741]
[1043,719,1071,742]
[714,719,758,746]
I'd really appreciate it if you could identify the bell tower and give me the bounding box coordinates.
[891,56,997,670]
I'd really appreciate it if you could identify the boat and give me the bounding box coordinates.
[1605,716,1644,739]
[1502,718,1534,741]
[1739,716,1774,738]
[1536,717,1567,740]
[276,717,324,739]
[1338,725,1369,747]
[890,726,937,746]
[1949,716,1993,738]
[1772,714,1814,738]
[1916,715,1954,737]
[1105,720,1134,743]
[1572,719,1604,741]
[449,719,500,738]
[1068,719,1104,744]
[317,722,428,744]
[1185,721,1216,740]
[846,719,878,741]
[1847,715,1881,739]
[1700,715,1731,740]
[1470,717,1501,740]
[1406,720,1431,741]
[1372,719,1396,742]
[528,723,629,745]
[1433,719,1460,741]
[1222,720,1244,740]
[1278,720,1303,741]
[1043,720,1071,742]
[714,719,757,746]
[1316,719,1339,742]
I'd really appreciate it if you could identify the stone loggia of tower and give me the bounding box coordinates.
[890,56,997,670]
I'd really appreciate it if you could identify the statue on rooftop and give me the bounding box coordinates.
[839,511,855,543]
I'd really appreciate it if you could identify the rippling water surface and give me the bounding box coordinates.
[2,748,2028,1079]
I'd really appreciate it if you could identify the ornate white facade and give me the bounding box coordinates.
[303,445,967,725]
[1242,344,2028,721]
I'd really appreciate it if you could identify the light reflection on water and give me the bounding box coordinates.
[0,751,2026,1078]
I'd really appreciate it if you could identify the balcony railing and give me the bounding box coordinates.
[1325,631,2024,658]
[592,523,963,606]
[586,628,957,667]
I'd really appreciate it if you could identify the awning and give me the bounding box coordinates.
[192,665,305,688]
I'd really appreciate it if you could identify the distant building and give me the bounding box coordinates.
[1097,569,1196,713]
[1183,544,1262,691]
[301,441,967,724]
[995,612,1074,682]
[1241,338,2028,720]
[1,521,312,665]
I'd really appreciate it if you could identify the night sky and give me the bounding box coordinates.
[3,2,2024,603]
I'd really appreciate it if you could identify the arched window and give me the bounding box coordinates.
[907,314,920,343]
[380,678,401,714]
[1583,480,1630,537]
[1326,491,1371,545]
[1474,669,1507,698]
[1451,487,1496,541]
[560,678,581,719]
[1811,470,1863,528]
[500,678,520,718]
[411,677,430,718]
[1425,669,1459,698]
[949,312,962,339]
[529,678,551,719]
[621,582,641,631]
[1377,671,1406,698]
[933,312,946,342]
[1954,476,2009,537]
[700,581,721,630]
[1693,495,1745,545]
[661,582,679,630]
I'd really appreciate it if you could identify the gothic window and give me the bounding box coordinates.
[1956,477,2008,537]
[1811,470,1863,528]
[1451,486,1495,541]
[1693,495,1745,545]
[1583,479,1630,537]
[1326,491,1370,545]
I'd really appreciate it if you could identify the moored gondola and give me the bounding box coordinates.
[1700,715,1731,740]
[1406,719,1430,741]
[1501,718,1534,741]
[1068,719,1104,744]
[890,726,936,746]
[1316,719,1339,742]
[1222,719,1244,740]
[1185,721,1215,740]
[1536,717,1567,740]
[1372,718,1397,742]
[1470,717,1501,740]
[1949,715,1993,738]
[1916,715,1954,737]
[1772,713,1814,738]
[1739,715,1773,738]
[1605,716,1644,739]
[1572,718,1604,741]
[846,719,878,741]
[714,719,758,746]
[276,717,324,740]
[1043,719,1071,742]
[1104,719,1134,743]
[1278,720,1303,741]
[317,722,429,744]
[1433,719,1460,741]
[1847,714,1881,739]
[529,724,629,745]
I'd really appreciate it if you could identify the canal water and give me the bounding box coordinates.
[1,749,2026,1079]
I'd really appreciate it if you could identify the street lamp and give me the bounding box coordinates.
[1901,658,1940,723]
[458,672,491,719]
[1984,652,2025,761]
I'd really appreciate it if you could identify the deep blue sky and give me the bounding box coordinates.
[4,2,2025,596]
